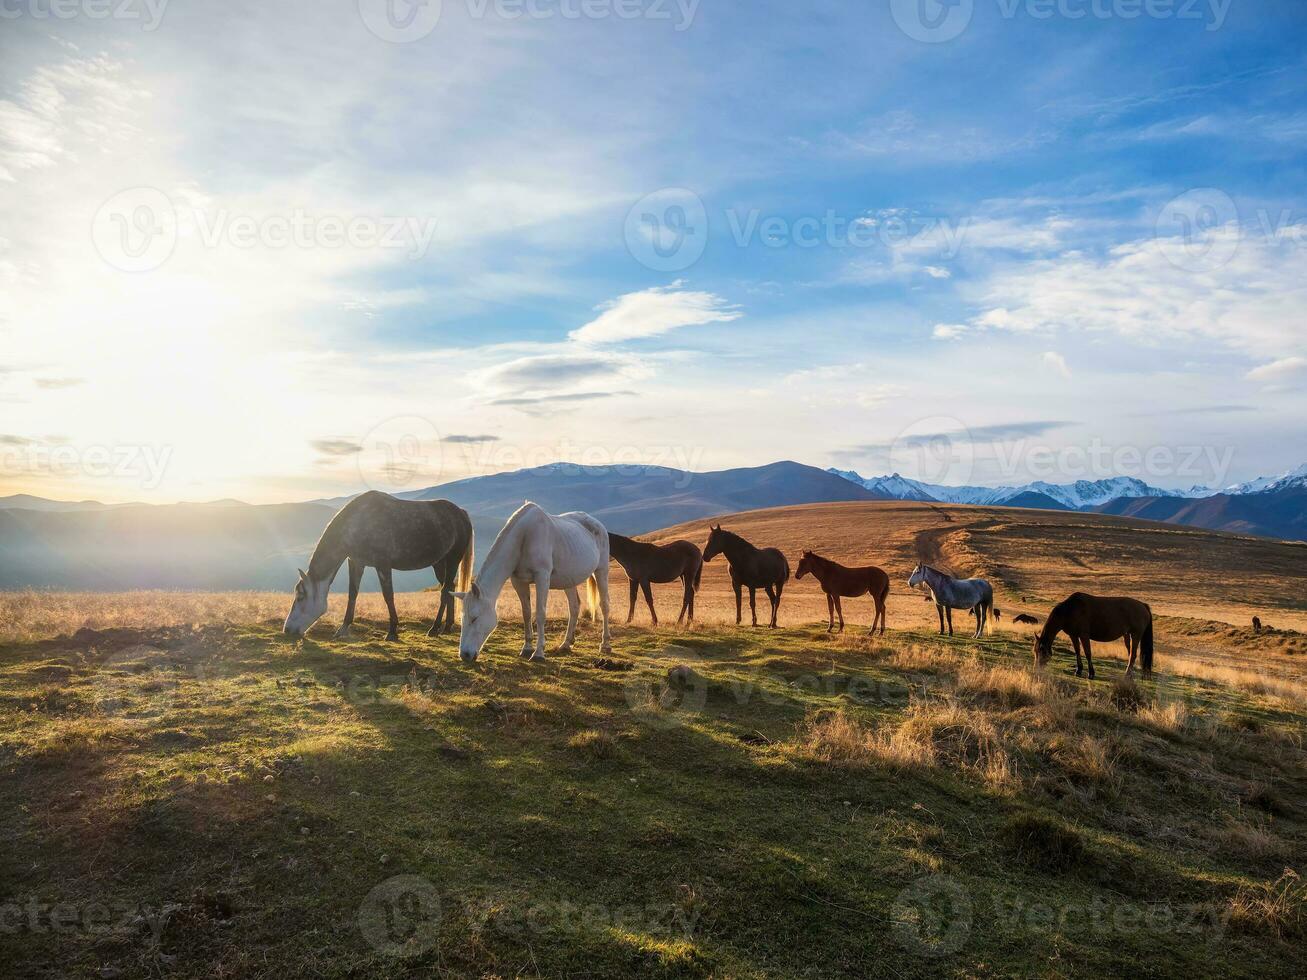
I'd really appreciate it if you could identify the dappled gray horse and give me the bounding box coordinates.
[908,563,996,638]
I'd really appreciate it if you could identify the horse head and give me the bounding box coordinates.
[702,524,726,563]
[907,563,926,590]
[452,581,497,663]
[283,568,329,638]
[1032,632,1053,667]
[795,550,814,579]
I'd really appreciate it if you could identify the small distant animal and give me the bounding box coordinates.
[1252,616,1262,633]
[1013,613,1040,625]
[908,563,997,638]
[1033,592,1153,679]
[795,550,890,635]
[283,491,473,641]
[607,532,703,626]
[703,524,789,628]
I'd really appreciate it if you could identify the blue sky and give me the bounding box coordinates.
[1,0,1305,502]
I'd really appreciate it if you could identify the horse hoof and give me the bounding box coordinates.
[528,653,547,663]
[599,645,613,655]
[555,645,573,655]
[385,632,399,642]
[333,626,352,639]
[519,649,533,659]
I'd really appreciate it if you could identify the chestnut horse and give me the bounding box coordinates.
[607,532,704,625]
[703,524,789,628]
[1033,592,1154,679]
[795,551,889,634]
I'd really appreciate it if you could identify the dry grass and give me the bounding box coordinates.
[1227,870,1307,940]
[1166,657,1307,709]
[568,728,618,761]
[796,709,933,770]
[1211,815,1289,861]
[1137,699,1191,733]
[1049,734,1120,787]
[955,661,1050,709]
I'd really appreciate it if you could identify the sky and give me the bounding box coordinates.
[1,0,1305,504]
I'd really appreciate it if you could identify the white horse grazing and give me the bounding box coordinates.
[454,502,612,663]
[908,563,997,638]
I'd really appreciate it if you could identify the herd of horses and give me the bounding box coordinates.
[283,492,1154,677]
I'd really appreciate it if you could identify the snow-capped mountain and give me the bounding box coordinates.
[829,469,1237,510]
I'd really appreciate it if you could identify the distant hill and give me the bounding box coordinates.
[0,461,878,590]
[1094,486,1307,542]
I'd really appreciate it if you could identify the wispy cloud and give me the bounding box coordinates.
[569,283,740,345]
[309,439,363,457]
[1041,351,1072,380]
[441,434,499,444]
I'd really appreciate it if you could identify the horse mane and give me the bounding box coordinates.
[474,502,540,586]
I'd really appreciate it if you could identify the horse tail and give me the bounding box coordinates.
[457,524,475,594]
[1141,615,1154,676]
[585,574,601,621]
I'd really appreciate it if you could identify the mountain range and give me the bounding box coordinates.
[1,460,1302,590]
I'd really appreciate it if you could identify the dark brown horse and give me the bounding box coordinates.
[1033,592,1153,679]
[607,532,703,625]
[795,550,889,634]
[703,524,789,628]
[284,491,474,641]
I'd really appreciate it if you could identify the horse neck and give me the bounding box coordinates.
[806,554,834,582]
[476,515,527,594]
[608,533,641,562]
[719,531,755,563]
[1037,608,1063,645]
[307,523,347,586]
[923,566,955,601]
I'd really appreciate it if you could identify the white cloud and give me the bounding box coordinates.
[1041,351,1072,379]
[932,323,968,341]
[952,226,1307,359]
[569,283,741,345]
[1246,356,1307,388]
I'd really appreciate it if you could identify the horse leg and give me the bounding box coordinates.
[676,574,691,624]
[626,579,638,624]
[429,564,448,637]
[594,563,613,654]
[336,558,364,638]
[558,587,579,653]
[974,604,985,639]
[945,606,954,636]
[1124,635,1137,677]
[377,566,399,641]
[1071,636,1083,677]
[512,577,533,657]
[936,603,946,635]
[749,587,758,627]
[1083,638,1095,680]
[641,580,658,627]
[530,574,550,661]
[733,575,743,626]
[834,594,844,632]
[826,592,835,632]
[764,584,778,628]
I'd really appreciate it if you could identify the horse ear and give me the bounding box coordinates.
[470,582,481,599]
[450,592,467,602]
[297,568,308,583]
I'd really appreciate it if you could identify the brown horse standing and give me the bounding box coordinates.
[795,551,889,634]
[703,525,789,628]
[1033,592,1154,679]
[607,533,703,625]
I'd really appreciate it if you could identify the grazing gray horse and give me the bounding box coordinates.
[908,563,997,638]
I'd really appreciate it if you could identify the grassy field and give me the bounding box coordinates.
[2,501,1305,977]
[1,611,1305,978]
